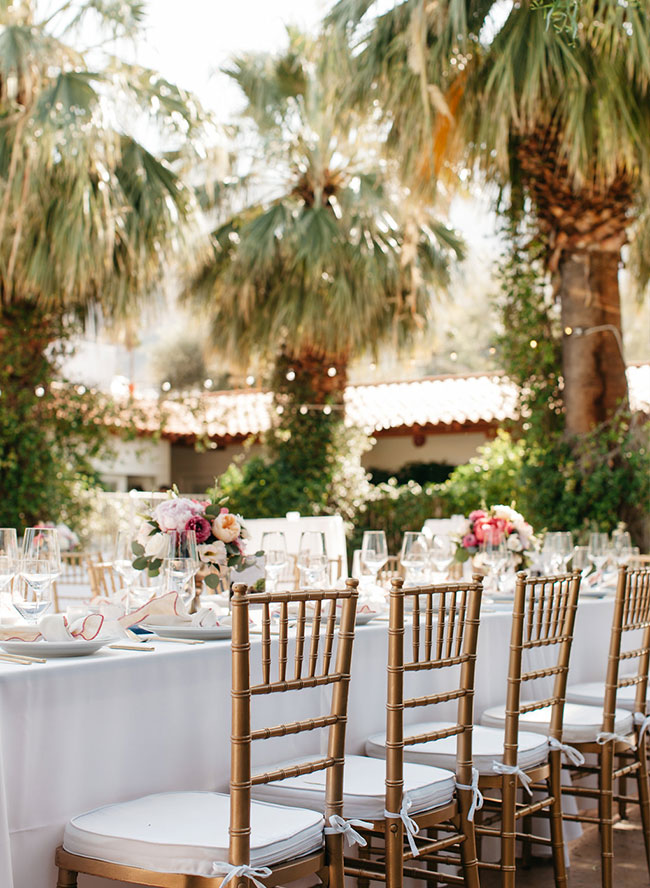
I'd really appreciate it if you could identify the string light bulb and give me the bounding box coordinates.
[161,381,171,392]
[564,326,573,336]
[286,369,296,381]
[529,339,538,349]
[246,375,255,386]
[299,405,308,415]
[203,378,213,389]
[35,386,45,397]
[323,405,332,415]
[327,366,337,377]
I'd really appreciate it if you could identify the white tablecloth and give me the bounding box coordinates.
[0,598,615,888]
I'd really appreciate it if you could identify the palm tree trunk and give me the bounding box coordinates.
[559,248,628,437]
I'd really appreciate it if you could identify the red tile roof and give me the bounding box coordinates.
[130,364,649,445]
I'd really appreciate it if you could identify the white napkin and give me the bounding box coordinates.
[0,613,121,643]
[123,592,226,629]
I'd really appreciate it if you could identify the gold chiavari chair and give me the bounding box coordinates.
[55,580,360,888]
[560,565,650,888]
[87,561,124,599]
[52,552,95,611]
[251,575,484,888]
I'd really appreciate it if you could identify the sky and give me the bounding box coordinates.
[132,0,331,118]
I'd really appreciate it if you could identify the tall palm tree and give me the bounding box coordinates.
[188,30,464,412]
[329,0,650,435]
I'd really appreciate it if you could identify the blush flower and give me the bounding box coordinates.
[462,533,478,549]
[212,512,241,543]
[185,516,212,544]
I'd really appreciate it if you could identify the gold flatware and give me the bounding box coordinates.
[0,652,47,664]
[109,644,155,652]
[146,636,205,645]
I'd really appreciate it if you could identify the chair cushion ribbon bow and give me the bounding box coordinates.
[455,767,484,821]
[596,731,636,749]
[212,862,272,887]
[634,712,650,746]
[324,814,373,847]
[492,761,533,796]
[547,736,585,766]
[384,795,420,856]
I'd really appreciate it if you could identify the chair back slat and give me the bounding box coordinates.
[603,567,650,728]
[229,581,358,868]
[503,571,580,762]
[385,576,483,820]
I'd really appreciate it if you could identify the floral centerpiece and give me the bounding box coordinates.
[454,505,536,566]
[131,489,255,589]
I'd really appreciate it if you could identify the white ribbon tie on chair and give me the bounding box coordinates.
[324,814,374,847]
[455,767,484,821]
[547,736,586,766]
[384,795,420,856]
[492,762,534,796]
[634,712,650,746]
[596,731,636,749]
[212,862,273,887]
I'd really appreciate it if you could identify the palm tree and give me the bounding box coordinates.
[0,0,205,367]
[328,0,650,435]
[188,30,463,414]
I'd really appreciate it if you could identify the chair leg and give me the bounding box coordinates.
[500,774,517,888]
[385,818,403,888]
[325,832,345,888]
[356,832,372,888]
[635,737,650,877]
[56,869,78,888]
[457,802,480,888]
[618,765,628,820]
[548,752,568,888]
[521,811,533,870]
[600,743,614,888]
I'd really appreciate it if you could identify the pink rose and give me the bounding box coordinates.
[212,512,241,543]
[469,510,487,522]
[185,516,212,543]
[462,533,477,549]
[482,521,503,545]
[153,499,197,533]
[473,517,489,543]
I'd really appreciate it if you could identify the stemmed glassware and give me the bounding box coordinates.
[611,530,633,567]
[588,532,609,576]
[262,531,288,594]
[428,534,455,582]
[113,530,144,611]
[479,532,507,594]
[16,527,60,622]
[571,546,592,579]
[297,531,328,588]
[400,532,428,586]
[163,530,199,610]
[361,531,388,586]
[0,529,19,612]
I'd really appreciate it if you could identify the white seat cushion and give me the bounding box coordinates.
[63,791,324,876]
[481,703,634,744]
[251,755,455,819]
[566,680,646,712]
[365,721,549,775]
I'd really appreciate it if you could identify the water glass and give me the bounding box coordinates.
[298,531,328,588]
[361,531,388,585]
[400,532,428,585]
[17,527,60,622]
[611,530,633,566]
[262,531,288,593]
[163,530,199,609]
[571,546,592,578]
[428,534,455,580]
[113,530,142,609]
[0,529,19,606]
[588,532,609,573]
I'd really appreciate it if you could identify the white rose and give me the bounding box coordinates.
[144,533,170,559]
[507,534,523,552]
[136,522,154,546]
[212,512,241,543]
[198,541,227,565]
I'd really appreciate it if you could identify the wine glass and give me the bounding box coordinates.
[0,529,19,610]
[542,532,562,574]
[113,530,147,611]
[400,532,428,586]
[557,532,573,572]
[262,531,288,594]
[611,530,633,566]
[571,546,592,579]
[588,532,609,576]
[297,531,328,588]
[361,531,388,586]
[428,534,455,582]
[163,530,199,610]
[17,527,60,622]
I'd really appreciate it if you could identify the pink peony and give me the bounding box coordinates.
[153,498,198,533]
[469,510,487,523]
[185,516,212,544]
[462,533,478,549]
[473,516,489,543]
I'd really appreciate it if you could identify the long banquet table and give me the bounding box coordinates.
[0,597,616,888]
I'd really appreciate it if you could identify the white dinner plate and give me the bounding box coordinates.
[0,638,116,658]
[144,624,232,640]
